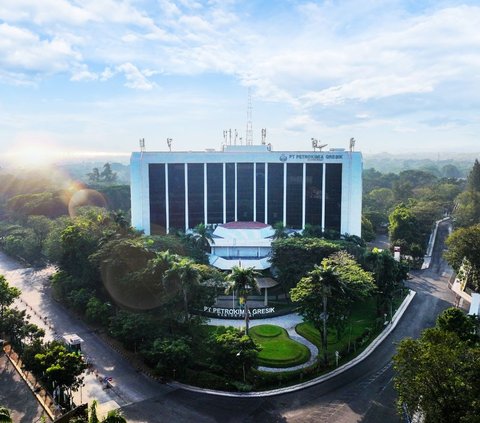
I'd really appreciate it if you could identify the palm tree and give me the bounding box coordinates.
[272,222,288,240]
[0,406,12,423]
[225,266,260,335]
[191,223,214,252]
[165,257,201,321]
[291,252,374,365]
[290,263,343,365]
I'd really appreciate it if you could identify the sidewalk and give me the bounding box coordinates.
[208,312,303,330]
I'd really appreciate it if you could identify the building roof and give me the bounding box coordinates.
[256,277,279,289]
[213,221,275,241]
[220,221,270,230]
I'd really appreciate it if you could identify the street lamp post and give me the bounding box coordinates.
[236,351,246,383]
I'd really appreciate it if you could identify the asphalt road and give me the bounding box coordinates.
[0,220,456,422]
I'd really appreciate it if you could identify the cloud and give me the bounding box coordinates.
[0,23,80,72]
[0,0,480,149]
[116,63,156,90]
[70,64,98,81]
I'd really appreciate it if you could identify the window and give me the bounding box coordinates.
[168,164,185,231]
[149,164,166,234]
[188,164,204,228]
[268,163,284,225]
[237,163,254,221]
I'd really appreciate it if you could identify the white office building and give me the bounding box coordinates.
[130,144,363,238]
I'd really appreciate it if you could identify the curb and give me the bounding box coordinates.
[422,217,450,269]
[3,347,55,421]
[169,289,416,398]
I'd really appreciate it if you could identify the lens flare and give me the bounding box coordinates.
[68,189,107,217]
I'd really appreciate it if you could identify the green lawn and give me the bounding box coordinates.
[296,296,380,363]
[249,324,311,368]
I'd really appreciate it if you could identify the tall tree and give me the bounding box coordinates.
[189,223,214,253]
[290,252,375,365]
[467,159,480,192]
[165,257,202,321]
[87,167,100,183]
[100,163,117,183]
[364,249,408,316]
[272,222,288,239]
[394,320,480,422]
[35,342,87,408]
[225,266,260,335]
[444,224,480,291]
[0,275,20,322]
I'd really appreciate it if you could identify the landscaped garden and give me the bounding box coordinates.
[296,296,383,364]
[249,324,310,368]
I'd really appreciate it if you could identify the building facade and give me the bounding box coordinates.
[130,145,362,236]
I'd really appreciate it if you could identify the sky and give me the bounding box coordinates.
[1,0,480,164]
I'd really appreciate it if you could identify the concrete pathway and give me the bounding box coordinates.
[208,312,303,330]
[257,327,319,372]
[208,313,319,372]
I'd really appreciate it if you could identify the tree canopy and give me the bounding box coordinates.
[444,224,480,291]
[290,252,374,364]
[394,308,480,423]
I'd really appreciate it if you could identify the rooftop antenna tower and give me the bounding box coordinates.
[167,138,172,151]
[246,88,253,145]
[139,138,146,152]
[311,138,328,151]
[261,128,266,145]
[349,137,355,152]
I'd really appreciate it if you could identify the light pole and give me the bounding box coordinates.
[236,351,246,383]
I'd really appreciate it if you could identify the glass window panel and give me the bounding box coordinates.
[267,163,284,225]
[237,163,254,221]
[207,163,223,224]
[188,163,204,228]
[149,164,166,234]
[286,163,303,229]
[325,163,342,234]
[305,163,323,227]
[256,163,265,223]
[168,164,185,231]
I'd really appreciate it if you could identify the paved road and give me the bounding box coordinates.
[0,354,50,423]
[0,255,168,417]
[0,220,456,422]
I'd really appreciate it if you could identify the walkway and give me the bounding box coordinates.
[208,313,319,372]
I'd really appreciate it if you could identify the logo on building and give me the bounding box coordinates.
[279,154,288,162]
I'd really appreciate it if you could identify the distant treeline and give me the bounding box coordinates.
[364,154,477,177]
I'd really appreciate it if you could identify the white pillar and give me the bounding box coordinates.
[223,162,226,223]
[165,164,169,233]
[283,162,287,226]
[302,163,306,229]
[234,162,238,222]
[204,163,207,224]
[322,163,326,232]
[253,162,257,222]
[184,163,189,231]
[265,163,268,224]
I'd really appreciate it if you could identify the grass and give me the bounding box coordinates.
[296,293,408,364]
[249,324,311,368]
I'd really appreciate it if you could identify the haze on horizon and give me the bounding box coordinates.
[1,1,480,158]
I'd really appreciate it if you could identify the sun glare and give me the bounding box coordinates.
[11,146,60,167]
